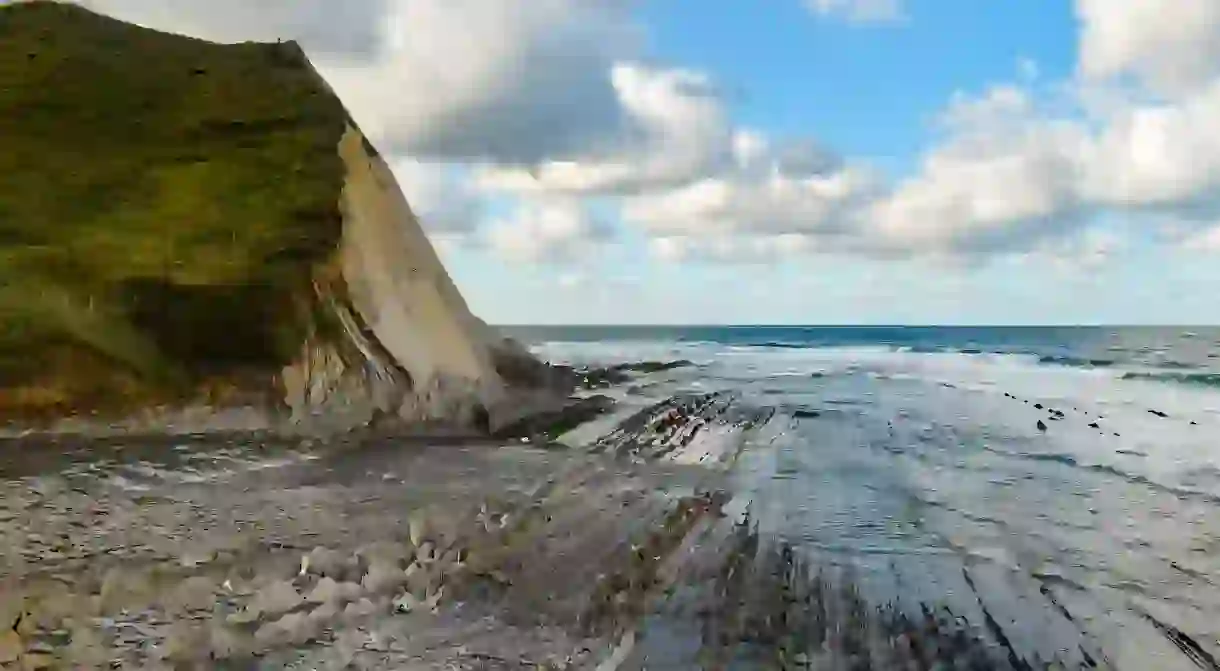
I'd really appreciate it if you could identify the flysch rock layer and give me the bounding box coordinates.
[278,124,513,435]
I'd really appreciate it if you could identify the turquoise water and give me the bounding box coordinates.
[505,325,1220,386]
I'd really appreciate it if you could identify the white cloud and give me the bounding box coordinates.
[69,0,1220,268]
[842,0,1220,257]
[487,199,614,263]
[76,0,390,58]
[83,0,643,164]
[623,166,878,238]
[476,63,732,194]
[1083,81,1220,210]
[478,0,1220,264]
[1076,0,1220,97]
[804,0,903,24]
[1180,225,1220,253]
[865,84,1092,254]
[478,61,878,252]
[329,0,642,163]
[391,160,485,233]
[648,233,817,264]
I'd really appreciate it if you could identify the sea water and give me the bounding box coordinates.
[510,325,1220,669]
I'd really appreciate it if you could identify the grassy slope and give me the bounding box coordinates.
[0,1,351,420]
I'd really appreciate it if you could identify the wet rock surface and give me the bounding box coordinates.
[492,394,616,443]
[3,357,1219,669]
[0,386,733,668]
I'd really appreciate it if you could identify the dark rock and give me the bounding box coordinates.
[492,395,615,442]
[612,360,694,375]
[793,409,821,419]
[1148,409,1170,418]
[570,367,631,390]
[1036,420,1047,432]
[491,340,569,390]
[1088,422,1100,429]
[562,360,695,391]
[1034,403,1043,410]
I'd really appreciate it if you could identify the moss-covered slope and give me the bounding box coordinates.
[0,2,358,421]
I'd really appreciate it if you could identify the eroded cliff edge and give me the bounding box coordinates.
[0,1,551,436]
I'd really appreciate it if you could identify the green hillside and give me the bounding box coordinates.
[0,1,352,420]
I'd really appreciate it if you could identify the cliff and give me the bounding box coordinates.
[0,1,550,435]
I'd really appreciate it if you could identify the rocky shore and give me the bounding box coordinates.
[2,356,1115,670]
[0,361,733,669]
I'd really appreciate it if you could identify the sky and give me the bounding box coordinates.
[72,0,1220,324]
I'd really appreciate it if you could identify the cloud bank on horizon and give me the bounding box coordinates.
[70,0,1220,323]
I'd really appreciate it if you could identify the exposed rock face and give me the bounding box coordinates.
[0,1,550,436]
[275,124,513,434]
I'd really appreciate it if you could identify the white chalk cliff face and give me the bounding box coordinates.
[279,125,527,434]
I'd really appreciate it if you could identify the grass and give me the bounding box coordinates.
[0,1,353,420]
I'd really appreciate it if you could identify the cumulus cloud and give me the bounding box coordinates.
[83,0,643,164]
[486,199,614,263]
[861,80,1220,256]
[864,85,1092,254]
[477,61,881,261]
[329,0,641,163]
[70,0,1220,266]
[623,165,878,239]
[1083,81,1220,211]
[804,0,903,24]
[814,1,1220,258]
[391,160,485,234]
[648,234,818,264]
[475,63,732,194]
[1076,0,1220,97]
[500,0,1220,262]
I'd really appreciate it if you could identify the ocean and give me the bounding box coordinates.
[8,325,1220,668]
[506,325,1220,382]
[506,325,1220,669]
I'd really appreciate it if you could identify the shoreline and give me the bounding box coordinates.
[1,352,1169,669]
[0,369,739,668]
[0,360,695,446]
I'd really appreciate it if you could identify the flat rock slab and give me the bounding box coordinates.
[0,421,727,669]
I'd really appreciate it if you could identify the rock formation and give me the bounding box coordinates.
[0,1,551,435]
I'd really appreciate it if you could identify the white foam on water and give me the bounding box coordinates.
[540,336,1220,499]
[530,340,710,368]
[541,334,1220,665]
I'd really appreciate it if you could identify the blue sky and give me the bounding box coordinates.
[433,0,1220,325]
[637,0,1076,169]
[91,0,1220,324]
